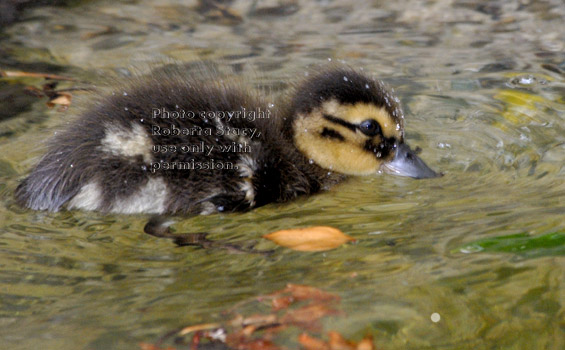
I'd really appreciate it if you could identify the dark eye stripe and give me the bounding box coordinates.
[323,114,357,132]
[320,128,345,141]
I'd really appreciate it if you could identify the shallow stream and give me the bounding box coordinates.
[0,1,564,349]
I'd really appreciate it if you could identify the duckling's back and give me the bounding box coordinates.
[15,70,337,214]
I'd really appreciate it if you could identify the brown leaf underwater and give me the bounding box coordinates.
[263,226,355,251]
[141,283,379,350]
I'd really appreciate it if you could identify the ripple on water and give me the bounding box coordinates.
[0,0,564,349]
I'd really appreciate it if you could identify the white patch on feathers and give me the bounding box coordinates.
[111,177,168,214]
[100,123,153,163]
[67,182,103,211]
[236,155,257,206]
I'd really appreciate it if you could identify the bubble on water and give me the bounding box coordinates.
[510,74,543,86]
[518,76,534,85]
[460,244,483,253]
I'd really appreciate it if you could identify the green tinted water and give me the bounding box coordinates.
[0,0,564,349]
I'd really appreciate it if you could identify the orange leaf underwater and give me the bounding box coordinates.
[263,226,355,252]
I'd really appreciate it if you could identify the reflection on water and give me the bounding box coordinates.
[0,0,564,349]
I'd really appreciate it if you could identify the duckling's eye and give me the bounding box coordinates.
[359,119,381,137]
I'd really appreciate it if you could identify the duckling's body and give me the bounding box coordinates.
[15,65,438,214]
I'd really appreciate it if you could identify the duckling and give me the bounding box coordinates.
[15,65,439,215]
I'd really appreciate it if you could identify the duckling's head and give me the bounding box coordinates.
[291,67,439,179]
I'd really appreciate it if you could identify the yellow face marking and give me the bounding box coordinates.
[294,111,381,175]
[292,100,404,175]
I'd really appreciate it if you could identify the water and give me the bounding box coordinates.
[0,0,564,349]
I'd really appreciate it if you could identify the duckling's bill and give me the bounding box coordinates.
[382,143,441,179]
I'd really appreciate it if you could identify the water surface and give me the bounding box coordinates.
[0,0,564,349]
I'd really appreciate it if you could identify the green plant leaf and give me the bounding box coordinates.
[459,232,565,258]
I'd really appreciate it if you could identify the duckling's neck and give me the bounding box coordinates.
[254,145,346,207]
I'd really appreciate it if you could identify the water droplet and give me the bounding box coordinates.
[365,84,370,89]
[327,58,332,61]
[519,76,534,85]
[124,107,129,111]
[268,103,275,108]
[460,244,483,253]
[511,75,539,86]
[308,159,314,164]
[327,171,332,176]
[431,313,440,323]
[343,76,348,82]
[123,92,128,96]
[69,164,74,168]
[140,118,144,123]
